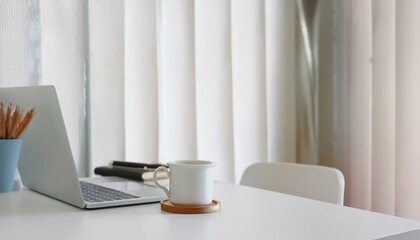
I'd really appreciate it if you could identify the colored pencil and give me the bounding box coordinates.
[4,103,11,139]
[0,103,4,139]
[15,108,36,139]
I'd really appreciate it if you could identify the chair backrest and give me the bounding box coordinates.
[240,162,345,205]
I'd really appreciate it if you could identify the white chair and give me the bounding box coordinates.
[240,162,345,205]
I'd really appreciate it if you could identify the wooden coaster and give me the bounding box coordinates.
[160,199,221,214]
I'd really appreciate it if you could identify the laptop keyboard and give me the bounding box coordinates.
[80,181,140,202]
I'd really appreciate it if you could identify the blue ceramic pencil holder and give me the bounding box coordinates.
[0,139,22,193]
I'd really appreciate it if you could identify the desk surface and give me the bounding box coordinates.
[1,181,420,240]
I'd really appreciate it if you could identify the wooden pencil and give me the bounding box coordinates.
[5,103,11,139]
[15,109,28,138]
[6,109,12,139]
[0,102,4,139]
[10,106,22,139]
[15,108,36,139]
[16,109,31,137]
[8,108,17,139]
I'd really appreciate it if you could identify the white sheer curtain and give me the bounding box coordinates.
[0,0,296,184]
[3,0,420,220]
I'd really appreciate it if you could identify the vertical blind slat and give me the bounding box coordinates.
[231,0,267,182]
[40,0,88,176]
[0,1,34,86]
[195,0,234,182]
[158,0,197,161]
[124,0,159,164]
[318,0,338,168]
[371,0,396,215]
[346,0,373,209]
[88,0,125,172]
[265,0,296,164]
[395,0,420,219]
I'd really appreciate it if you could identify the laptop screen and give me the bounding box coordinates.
[0,86,85,208]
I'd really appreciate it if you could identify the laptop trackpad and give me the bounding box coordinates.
[84,177,167,198]
[103,181,165,197]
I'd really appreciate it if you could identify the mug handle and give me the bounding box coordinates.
[153,166,170,197]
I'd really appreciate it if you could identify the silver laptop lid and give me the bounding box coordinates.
[0,86,85,208]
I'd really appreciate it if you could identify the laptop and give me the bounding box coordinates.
[0,85,166,209]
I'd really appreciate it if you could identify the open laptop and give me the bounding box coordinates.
[0,85,166,209]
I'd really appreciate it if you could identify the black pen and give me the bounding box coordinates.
[111,161,167,169]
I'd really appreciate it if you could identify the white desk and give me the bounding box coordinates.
[1,182,420,240]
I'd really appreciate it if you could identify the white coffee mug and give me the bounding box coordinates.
[153,160,216,205]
